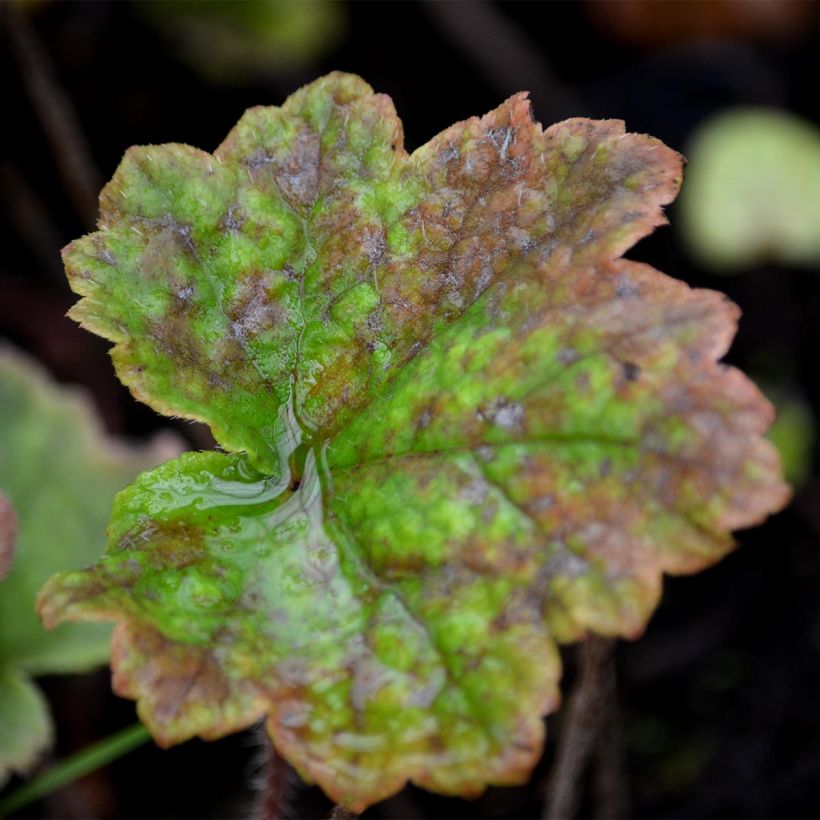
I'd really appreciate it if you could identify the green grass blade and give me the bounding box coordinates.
[0,722,150,816]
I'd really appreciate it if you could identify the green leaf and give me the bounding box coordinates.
[680,108,820,270]
[0,669,51,789]
[0,346,179,783]
[766,388,814,489]
[138,0,345,85]
[39,73,790,811]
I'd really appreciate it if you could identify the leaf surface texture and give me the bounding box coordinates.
[40,73,789,810]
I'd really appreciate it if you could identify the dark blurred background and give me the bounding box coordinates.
[2,1,820,817]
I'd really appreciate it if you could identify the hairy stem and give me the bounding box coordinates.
[592,687,631,820]
[543,637,616,820]
[250,727,296,820]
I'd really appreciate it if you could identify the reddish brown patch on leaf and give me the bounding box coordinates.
[0,491,18,580]
[111,620,267,746]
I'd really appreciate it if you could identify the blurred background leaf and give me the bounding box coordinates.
[0,346,180,785]
[766,387,815,489]
[136,0,345,85]
[680,109,820,271]
[586,0,816,47]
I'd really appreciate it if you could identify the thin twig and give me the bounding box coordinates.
[0,161,67,286]
[543,637,616,820]
[250,728,296,820]
[3,0,101,229]
[592,652,630,819]
[420,0,580,123]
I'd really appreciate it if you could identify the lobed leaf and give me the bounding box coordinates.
[0,347,179,784]
[40,73,790,811]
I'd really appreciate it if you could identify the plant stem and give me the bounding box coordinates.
[250,727,296,820]
[420,0,580,123]
[328,807,357,820]
[592,690,631,820]
[0,722,150,816]
[0,161,68,287]
[2,0,101,229]
[543,637,616,820]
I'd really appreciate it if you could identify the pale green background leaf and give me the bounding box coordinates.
[0,346,179,782]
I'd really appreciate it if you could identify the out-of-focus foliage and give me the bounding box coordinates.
[680,108,820,271]
[137,0,345,84]
[586,0,818,47]
[40,73,789,811]
[767,389,815,488]
[0,347,178,785]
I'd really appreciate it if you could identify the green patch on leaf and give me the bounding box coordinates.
[40,73,790,811]
[0,347,178,785]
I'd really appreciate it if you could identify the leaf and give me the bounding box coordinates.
[765,387,814,489]
[0,668,51,788]
[138,0,345,84]
[39,73,790,811]
[680,108,820,270]
[0,346,180,784]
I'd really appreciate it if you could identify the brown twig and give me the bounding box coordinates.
[250,728,296,820]
[420,0,579,123]
[0,161,67,286]
[3,0,101,229]
[592,653,630,819]
[543,637,616,820]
